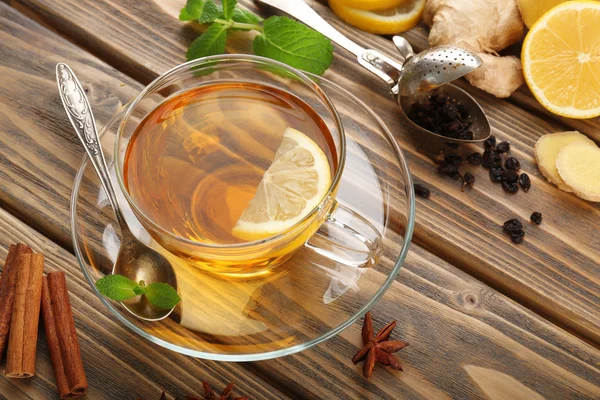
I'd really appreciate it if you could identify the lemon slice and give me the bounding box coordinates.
[232,128,332,241]
[334,0,412,11]
[522,1,600,119]
[329,0,425,35]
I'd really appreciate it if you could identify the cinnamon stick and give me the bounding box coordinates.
[42,272,87,398]
[5,253,44,378]
[0,244,32,360]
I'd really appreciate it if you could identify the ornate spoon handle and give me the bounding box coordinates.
[56,63,123,221]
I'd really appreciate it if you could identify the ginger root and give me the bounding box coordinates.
[556,143,600,202]
[423,0,526,98]
[534,131,597,192]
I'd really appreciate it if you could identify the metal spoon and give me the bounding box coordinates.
[56,63,178,321]
[254,0,491,143]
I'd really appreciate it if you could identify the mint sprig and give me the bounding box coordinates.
[96,275,181,310]
[180,0,333,75]
[186,23,229,60]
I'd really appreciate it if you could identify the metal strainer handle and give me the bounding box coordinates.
[254,0,405,91]
[255,0,482,97]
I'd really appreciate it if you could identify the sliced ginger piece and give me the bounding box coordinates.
[534,131,596,191]
[556,143,600,202]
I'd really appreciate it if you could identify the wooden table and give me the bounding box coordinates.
[1,0,599,398]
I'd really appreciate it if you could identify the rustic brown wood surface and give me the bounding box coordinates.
[0,1,599,399]
[7,0,600,344]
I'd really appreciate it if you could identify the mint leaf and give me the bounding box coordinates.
[232,7,262,24]
[179,7,194,21]
[179,0,205,21]
[144,282,181,309]
[180,0,220,23]
[253,16,333,75]
[221,0,236,20]
[96,275,141,302]
[198,0,220,24]
[186,23,228,61]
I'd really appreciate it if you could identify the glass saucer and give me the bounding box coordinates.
[71,75,415,361]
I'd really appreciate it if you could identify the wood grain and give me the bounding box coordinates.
[250,241,600,399]
[0,209,289,399]
[1,206,599,398]
[6,0,600,344]
[0,3,599,399]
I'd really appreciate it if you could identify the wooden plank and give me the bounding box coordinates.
[0,209,288,399]
[250,243,600,399]
[1,197,599,400]
[7,0,600,343]
[0,5,599,400]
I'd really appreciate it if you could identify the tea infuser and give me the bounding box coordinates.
[255,0,492,144]
[56,63,178,321]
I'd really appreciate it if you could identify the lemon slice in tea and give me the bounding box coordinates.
[232,128,332,242]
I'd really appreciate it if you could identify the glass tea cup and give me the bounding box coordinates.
[115,55,383,277]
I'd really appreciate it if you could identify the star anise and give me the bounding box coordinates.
[352,312,409,379]
[184,381,248,400]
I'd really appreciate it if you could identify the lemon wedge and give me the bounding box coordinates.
[232,128,332,242]
[329,0,425,35]
[522,1,600,119]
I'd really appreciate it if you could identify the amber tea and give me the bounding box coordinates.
[124,82,337,248]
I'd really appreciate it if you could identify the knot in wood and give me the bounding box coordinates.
[460,290,482,310]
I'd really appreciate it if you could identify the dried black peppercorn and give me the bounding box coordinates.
[484,135,496,149]
[503,170,519,184]
[505,157,521,171]
[496,141,511,154]
[482,150,495,168]
[489,164,504,183]
[502,181,519,194]
[530,212,542,225]
[437,162,461,180]
[457,104,469,119]
[408,95,473,139]
[503,218,525,244]
[511,230,525,244]
[519,173,531,192]
[414,184,431,199]
[503,218,523,233]
[444,154,463,165]
[461,172,475,191]
[467,152,482,165]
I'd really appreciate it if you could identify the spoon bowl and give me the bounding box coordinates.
[56,63,178,321]
[114,227,178,321]
[399,83,491,144]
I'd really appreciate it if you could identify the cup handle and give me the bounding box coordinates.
[304,201,383,267]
